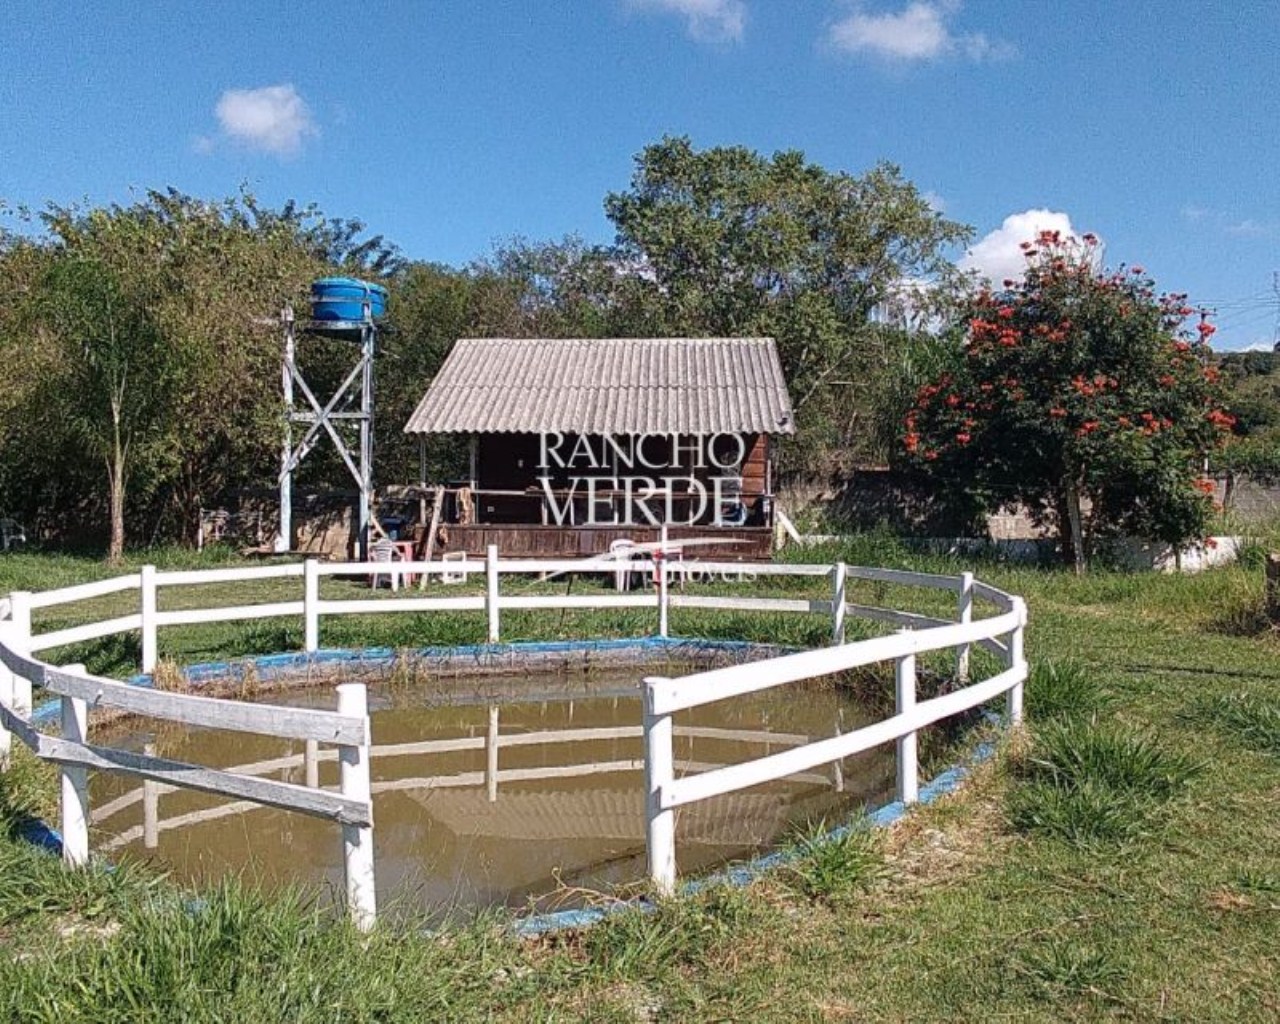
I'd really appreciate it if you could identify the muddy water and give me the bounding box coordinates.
[90,671,894,918]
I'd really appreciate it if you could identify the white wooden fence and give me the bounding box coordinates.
[0,547,1026,920]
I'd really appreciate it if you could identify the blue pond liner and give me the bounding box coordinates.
[513,740,998,937]
[22,637,1004,935]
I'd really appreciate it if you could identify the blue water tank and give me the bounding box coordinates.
[310,277,388,323]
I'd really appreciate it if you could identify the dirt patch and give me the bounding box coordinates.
[879,759,1010,895]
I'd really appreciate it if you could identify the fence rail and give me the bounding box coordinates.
[0,547,1027,923]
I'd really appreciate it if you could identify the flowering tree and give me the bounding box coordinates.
[903,232,1232,571]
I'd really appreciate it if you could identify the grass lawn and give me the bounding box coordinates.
[0,541,1277,1022]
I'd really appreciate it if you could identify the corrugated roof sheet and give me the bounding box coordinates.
[403,337,795,435]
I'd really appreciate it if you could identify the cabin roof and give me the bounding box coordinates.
[403,337,795,435]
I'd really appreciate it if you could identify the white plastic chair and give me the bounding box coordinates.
[610,539,637,591]
[441,551,469,585]
[370,537,404,591]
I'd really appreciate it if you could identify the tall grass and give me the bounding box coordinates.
[1184,692,1280,757]
[776,819,887,906]
[1006,719,1202,846]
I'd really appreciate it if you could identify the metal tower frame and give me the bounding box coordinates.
[275,303,377,559]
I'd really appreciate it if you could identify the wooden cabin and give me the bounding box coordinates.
[404,338,795,560]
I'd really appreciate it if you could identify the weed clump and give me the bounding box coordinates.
[1184,692,1280,757]
[1006,719,1201,846]
[777,819,886,905]
[149,658,187,693]
[1025,659,1114,723]
[1015,940,1128,1002]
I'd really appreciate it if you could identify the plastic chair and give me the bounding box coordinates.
[441,551,469,585]
[610,539,637,591]
[0,518,26,552]
[370,537,405,591]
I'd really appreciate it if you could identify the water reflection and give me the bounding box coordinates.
[91,671,894,917]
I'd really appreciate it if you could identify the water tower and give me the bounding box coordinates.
[276,278,387,559]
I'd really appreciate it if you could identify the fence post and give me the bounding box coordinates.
[0,621,13,772]
[657,555,670,638]
[642,675,676,895]
[8,593,32,720]
[60,686,90,867]
[1008,596,1027,726]
[304,559,320,654]
[140,564,158,674]
[895,631,918,805]
[485,545,500,643]
[143,742,159,849]
[304,738,319,788]
[831,562,847,645]
[337,683,376,931]
[955,571,973,683]
[486,704,499,802]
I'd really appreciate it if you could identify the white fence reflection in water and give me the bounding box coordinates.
[0,549,1027,924]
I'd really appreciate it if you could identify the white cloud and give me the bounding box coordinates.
[828,1,1013,63]
[1226,218,1278,238]
[627,0,746,43]
[959,209,1091,286]
[213,84,317,157]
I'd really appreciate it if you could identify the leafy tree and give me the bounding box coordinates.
[1213,351,1280,483]
[603,136,971,473]
[902,232,1231,571]
[0,190,348,551]
[33,259,170,563]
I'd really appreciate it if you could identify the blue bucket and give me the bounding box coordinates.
[310,277,388,322]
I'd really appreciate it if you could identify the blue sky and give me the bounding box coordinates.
[3,1,1278,349]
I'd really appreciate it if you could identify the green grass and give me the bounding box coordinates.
[1185,692,1280,757]
[777,819,887,906]
[2,543,1280,1020]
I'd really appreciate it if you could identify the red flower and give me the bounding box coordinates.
[956,432,972,444]
[1049,407,1067,418]
[1132,266,1145,275]
[997,306,1014,319]
[1197,321,1216,337]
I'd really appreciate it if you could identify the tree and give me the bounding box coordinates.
[0,189,357,552]
[604,136,971,474]
[35,258,170,563]
[902,232,1231,571]
[1213,351,1280,485]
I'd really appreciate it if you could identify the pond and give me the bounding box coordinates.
[90,668,895,919]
